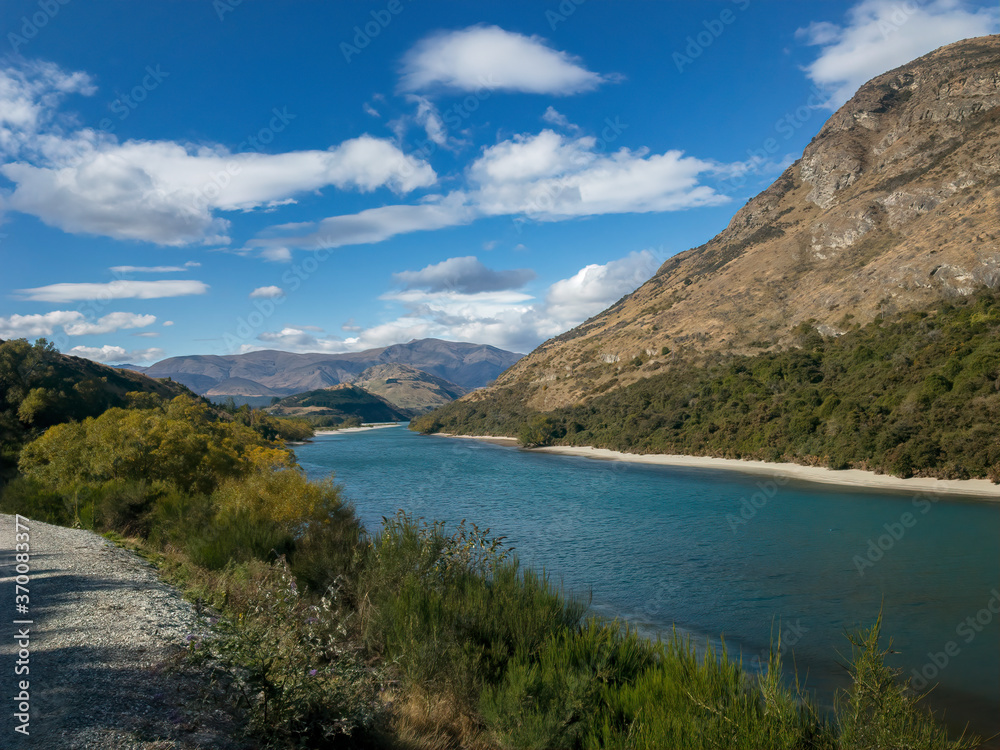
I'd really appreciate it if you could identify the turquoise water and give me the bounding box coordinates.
[296,426,1000,736]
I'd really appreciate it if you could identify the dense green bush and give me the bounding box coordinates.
[416,292,1000,481]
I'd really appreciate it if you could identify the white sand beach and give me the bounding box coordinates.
[314,423,403,436]
[431,434,1000,499]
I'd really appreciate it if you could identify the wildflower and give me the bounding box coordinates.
[309,669,318,676]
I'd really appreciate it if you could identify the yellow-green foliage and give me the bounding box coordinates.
[19,395,286,494]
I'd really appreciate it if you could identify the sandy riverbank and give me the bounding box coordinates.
[314,423,403,435]
[431,433,1000,499]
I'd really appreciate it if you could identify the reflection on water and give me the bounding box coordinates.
[296,426,1000,737]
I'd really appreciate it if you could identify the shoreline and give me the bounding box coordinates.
[431,433,1000,500]
[314,423,403,436]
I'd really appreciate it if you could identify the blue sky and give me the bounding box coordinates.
[0,0,996,362]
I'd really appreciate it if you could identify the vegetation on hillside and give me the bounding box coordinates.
[0,338,189,481]
[413,292,1000,481]
[0,343,979,747]
[267,384,408,424]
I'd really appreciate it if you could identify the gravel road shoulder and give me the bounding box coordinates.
[0,513,252,749]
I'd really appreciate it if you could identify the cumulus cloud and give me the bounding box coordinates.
[68,345,164,363]
[470,130,728,219]
[798,0,999,108]
[545,251,659,323]
[400,25,607,95]
[251,250,657,355]
[63,312,157,335]
[247,194,477,255]
[0,310,84,338]
[2,135,437,246]
[0,59,437,246]
[108,263,195,274]
[392,256,535,294]
[18,279,208,302]
[0,60,96,158]
[250,130,728,253]
[0,310,156,338]
[249,285,285,299]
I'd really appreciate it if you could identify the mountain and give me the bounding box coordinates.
[473,36,1000,412]
[142,339,522,399]
[266,384,409,423]
[348,364,467,415]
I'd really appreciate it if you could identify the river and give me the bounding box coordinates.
[296,425,1000,738]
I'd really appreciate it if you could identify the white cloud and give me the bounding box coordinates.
[68,345,164,363]
[162,320,174,326]
[0,310,156,338]
[392,256,535,293]
[132,331,160,338]
[109,264,193,274]
[409,95,448,146]
[2,135,437,246]
[247,193,476,254]
[0,310,83,338]
[250,130,729,253]
[19,279,208,302]
[63,312,157,335]
[0,59,438,246]
[541,106,580,132]
[545,250,659,324]
[798,0,999,108]
[470,130,728,219]
[0,60,96,159]
[252,250,657,355]
[400,25,607,95]
[260,246,292,262]
[249,285,285,299]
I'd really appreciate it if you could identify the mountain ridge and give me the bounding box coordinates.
[478,35,1000,411]
[138,338,523,398]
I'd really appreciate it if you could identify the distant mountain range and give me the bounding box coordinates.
[130,339,523,401]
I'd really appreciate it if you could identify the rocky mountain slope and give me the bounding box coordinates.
[348,363,467,415]
[139,339,522,398]
[479,36,1000,411]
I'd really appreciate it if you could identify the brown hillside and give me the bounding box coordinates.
[483,35,1000,411]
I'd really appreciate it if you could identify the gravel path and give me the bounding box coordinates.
[0,514,251,749]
